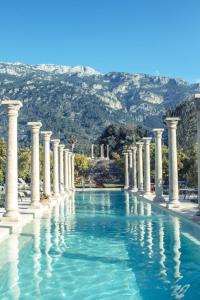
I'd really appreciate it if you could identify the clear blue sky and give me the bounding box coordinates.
[0,0,200,82]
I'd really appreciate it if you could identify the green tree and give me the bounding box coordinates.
[74,154,89,176]
[18,148,31,181]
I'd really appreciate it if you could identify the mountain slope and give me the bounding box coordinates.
[0,62,199,151]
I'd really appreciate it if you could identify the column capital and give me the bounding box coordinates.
[27,122,42,132]
[142,137,152,144]
[59,144,65,150]
[192,94,200,110]
[64,148,69,153]
[41,131,52,140]
[136,142,144,148]
[51,139,60,146]
[165,117,180,128]
[152,128,164,137]
[1,100,23,115]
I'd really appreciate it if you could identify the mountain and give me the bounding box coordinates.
[0,62,199,152]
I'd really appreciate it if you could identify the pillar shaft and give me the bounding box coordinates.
[165,117,180,205]
[68,152,72,190]
[128,150,133,189]
[193,94,200,211]
[153,129,165,202]
[59,144,65,193]
[131,147,138,192]
[64,149,69,191]
[41,131,52,196]
[143,138,152,196]
[100,144,104,158]
[28,122,42,208]
[91,144,94,159]
[51,139,60,196]
[124,152,129,189]
[2,100,22,220]
[136,142,144,193]
[106,145,109,159]
[71,154,75,190]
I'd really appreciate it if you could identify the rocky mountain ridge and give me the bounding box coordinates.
[0,62,199,151]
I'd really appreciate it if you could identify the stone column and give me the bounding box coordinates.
[131,146,138,192]
[143,137,152,197]
[152,129,165,202]
[41,131,52,196]
[71,153,75,190]
[106,145,109,160]
[193,94,200,214]
[1,100,22,220]
[128,150,133,189]
[123,152,129,189]
[51,139,60,196]
[91,144,94,159]
[64,149,69,192]
[136,142,144,194]
[27,122,42,208]
[58,144,65,194]
[100,144,104,159]
[68,152,72,191]
[165,117,180,206]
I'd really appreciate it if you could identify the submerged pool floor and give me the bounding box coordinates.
[0,191,200,300]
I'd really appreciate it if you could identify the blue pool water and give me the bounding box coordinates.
[0,191,200,299]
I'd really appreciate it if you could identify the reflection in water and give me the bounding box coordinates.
[45,213,52,278]
[125,192,130,216]
[65,193,76,233]
[33,219,42,296]
[147,220,153,258]
[7,234,20,300]
[159,219,167,278]
[173,218,181,281]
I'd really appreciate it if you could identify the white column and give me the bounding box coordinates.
[128,150,133,189]
[41,131,52,196]
[143,137,152,197]
[100,144,104,159]
[71,153,75,190]
[64,149,69,192]
[136,142,144,194]
[59,144,65,194]
[68,152,72,191]
[51,139,60,196]
[106,145,109,159]
[153,129,165,202]
[123,152,129,189]
[1,100,22,221]
[27,122,42,208]
[165,117,180,206]
[131,146,138,192]
[193,94,200,214]
[91,144,94,159]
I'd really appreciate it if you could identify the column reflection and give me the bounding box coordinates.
[159,219,167,279]
[125,192,130,216]
[7,234,20,300]
[33,219,42,296]
[45,212,53,278]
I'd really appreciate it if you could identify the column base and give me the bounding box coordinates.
[143,191,152,198]
[30,202,42,209]
[130,188,138,193]
[167,199,180,208]
[124,186,129,190]
[153,195,166,203]
[1,211,22,222]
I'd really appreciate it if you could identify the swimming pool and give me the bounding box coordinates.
[0,191,200,300]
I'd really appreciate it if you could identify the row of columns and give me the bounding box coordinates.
[124,117,180,207]
[91,144,109,160]
[1,100,75,221]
